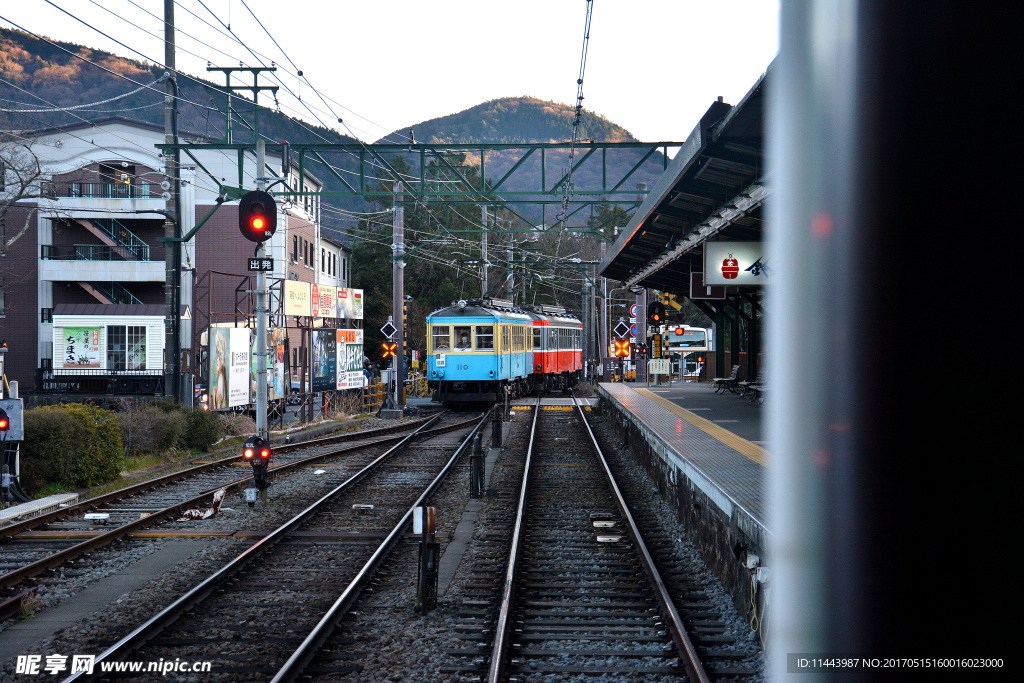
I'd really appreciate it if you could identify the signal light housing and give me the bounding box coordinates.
[381,341,398,360]
[647,301,666,326]
[238,190,278,242]
[613,340,631,358]
[0,407,9,432]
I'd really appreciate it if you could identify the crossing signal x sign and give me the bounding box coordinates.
[613,340,631,357]
[381,341,398,359]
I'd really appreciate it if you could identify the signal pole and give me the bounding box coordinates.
[393,182,405,407]
[480,206,488,295]
[255,140,268,438]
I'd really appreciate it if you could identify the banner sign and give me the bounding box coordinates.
[704,242,770,286]
[313,283,338,318]
[336,328,365,389]
[60,327,101,368]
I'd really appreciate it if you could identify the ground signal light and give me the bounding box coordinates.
[381,341,398,360]
[238,190,278,242]
[0,407,9,432]
[675,326,684,336]
[613,340,631,357]
[243,436,271,489]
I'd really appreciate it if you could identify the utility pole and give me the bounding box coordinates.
[163,0,180,402]
[480,206,488,296]
[254,140,268,438]
[393,182,405,407]
[581,276,588,380]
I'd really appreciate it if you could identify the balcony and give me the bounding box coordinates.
[42,181,160,200]
[42,244,151,262]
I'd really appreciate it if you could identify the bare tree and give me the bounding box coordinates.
[1,133,47,255]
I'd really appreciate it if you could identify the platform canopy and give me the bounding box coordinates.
[598,66,770,296]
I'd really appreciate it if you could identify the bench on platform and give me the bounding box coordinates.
[738,369,766,400]
[713,365,741,394]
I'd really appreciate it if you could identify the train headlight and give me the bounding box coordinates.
[458,299,467,309]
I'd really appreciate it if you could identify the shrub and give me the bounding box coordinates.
[21,403,124,491]
[219,411,257,437]
[184,408,224,450]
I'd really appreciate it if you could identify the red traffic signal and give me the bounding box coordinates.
[613,340,631,357]
[381,341,398,359]
[238,190,277,242]
[0,408,9,432]
[647,302,666,325]
[675,326,684,336]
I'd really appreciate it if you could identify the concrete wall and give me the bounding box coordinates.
[596,388,769,630]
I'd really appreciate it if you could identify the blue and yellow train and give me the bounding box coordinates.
[426,298,583,403]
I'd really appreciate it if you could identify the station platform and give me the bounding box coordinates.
[596,381,770,606]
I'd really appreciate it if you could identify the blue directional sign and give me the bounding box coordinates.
[630,324,638,337]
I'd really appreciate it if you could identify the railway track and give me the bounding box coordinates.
[63,412,487,682]
[0,415,461,594]
[482,395,708,682]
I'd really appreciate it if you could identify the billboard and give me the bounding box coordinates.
[209,327,251,409]
[284,280,311,317]
[311,329,337,392]
[283,282,363,320]
[336,329,365,389]
[337,288,364,320]
[704,242,770,286]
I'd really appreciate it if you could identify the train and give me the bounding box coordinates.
[425,297,583,403]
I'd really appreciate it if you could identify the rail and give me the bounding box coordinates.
[63,412,454,682]
[272,411,489,682]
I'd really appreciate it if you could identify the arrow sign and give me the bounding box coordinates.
[380,321,397,339]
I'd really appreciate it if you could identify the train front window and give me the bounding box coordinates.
[432,326,450,351]
[476,325,494,349]
[454,326,472,349]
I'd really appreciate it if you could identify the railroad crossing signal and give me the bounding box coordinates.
[613,340,631,357]
[381,341,398,359]
[380,320,398,339]
[238,190,278,242]
[613,320,630,338]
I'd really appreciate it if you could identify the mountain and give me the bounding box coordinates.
[380,97,667,219]
[2,27,663,229]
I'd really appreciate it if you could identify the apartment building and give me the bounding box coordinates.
[0,117,325,396]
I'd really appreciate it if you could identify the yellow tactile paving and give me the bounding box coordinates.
[633,388,769,468]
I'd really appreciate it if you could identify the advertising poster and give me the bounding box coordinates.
[208,327,230,410]
[337,288,364,320]
[336,329,365,389]
[60,327,101,368]
[311,329,337,392]
[284,280,312,317]
[228,327,251,407]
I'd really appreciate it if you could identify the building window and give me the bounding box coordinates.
[41,307,53,323]
[321,248,325,272]
[292,236,298,263]
[107,325,147,370]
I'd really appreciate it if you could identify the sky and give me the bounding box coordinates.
[1,0,779,146]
